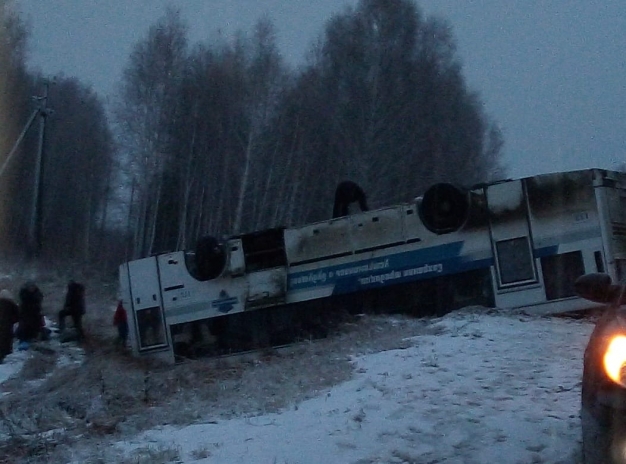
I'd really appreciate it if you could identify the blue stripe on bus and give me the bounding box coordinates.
[331,256,492,295]
[288,241,478,291]
[287,241,564,295]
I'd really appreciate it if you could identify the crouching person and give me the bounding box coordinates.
[0,290,19,362]
[58,280,86,342]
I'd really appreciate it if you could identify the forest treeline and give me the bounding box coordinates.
[0,0,115,265]
[0,0,504,268]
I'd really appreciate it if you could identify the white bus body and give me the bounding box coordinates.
[119,168,626,363]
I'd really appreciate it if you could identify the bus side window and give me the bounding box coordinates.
[594,251,605,273]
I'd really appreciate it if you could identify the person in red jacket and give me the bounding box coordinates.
[113,300,128,348]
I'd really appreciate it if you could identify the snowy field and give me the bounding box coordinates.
[100,309,594,464]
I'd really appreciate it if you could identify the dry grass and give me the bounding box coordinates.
[0,312,435,463]
[0,259,443,463]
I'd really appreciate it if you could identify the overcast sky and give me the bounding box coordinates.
[14,0,626,179]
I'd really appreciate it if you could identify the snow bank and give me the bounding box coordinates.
[116,311,593,463]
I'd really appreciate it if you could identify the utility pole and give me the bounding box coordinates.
[0,81,53,259]
[28,81,52,258]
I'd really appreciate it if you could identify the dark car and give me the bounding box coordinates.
[575,273,626,463]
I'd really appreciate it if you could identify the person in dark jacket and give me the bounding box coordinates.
[113,300,128,348]
[15,281,44,343]
[58,280,86,341]
[0,290,19,362]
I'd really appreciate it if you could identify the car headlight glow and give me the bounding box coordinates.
[604,335,626,387]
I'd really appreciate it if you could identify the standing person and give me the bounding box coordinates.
[58,280,86,341]
[15,281,44,344]
[113,300,128,348]
[0,290,19,362]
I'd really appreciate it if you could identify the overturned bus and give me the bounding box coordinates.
[119,168,626,363]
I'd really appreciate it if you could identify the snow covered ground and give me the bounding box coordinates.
[0,316,56,386]
[0,349,28,386]
[108,309,594,464]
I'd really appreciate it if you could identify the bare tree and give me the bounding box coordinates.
[41,77,115,262]
[283,0,505,215]
[114,7,188,258]
[135,18,289,253]
[232,18,287,234]
[112,0,505,253]
[0,2,41,255]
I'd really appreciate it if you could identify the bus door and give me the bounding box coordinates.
[487,180,543,307]
[127,257,170,352]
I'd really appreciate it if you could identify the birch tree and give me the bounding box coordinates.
[232,19,287,234]
[291,0,504,212]
[114,7,188,257]
[42,77,114,261]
